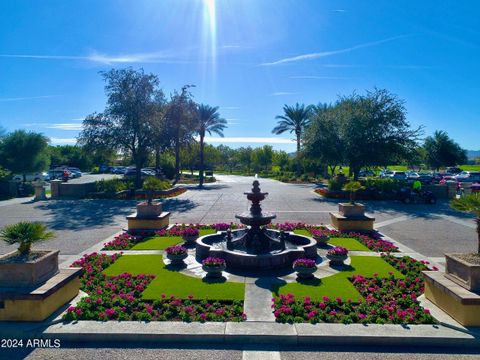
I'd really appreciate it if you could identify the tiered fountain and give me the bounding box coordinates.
[196,180,316,270]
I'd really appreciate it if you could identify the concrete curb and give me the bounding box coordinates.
[2,321,480,348]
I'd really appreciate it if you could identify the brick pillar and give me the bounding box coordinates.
[50,180,61,199]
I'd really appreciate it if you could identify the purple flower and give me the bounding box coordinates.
[202,257,226,266]
[293,258,316,268]
[165,245,187,255]
[328,246,349,256]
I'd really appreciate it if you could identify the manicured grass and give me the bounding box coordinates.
[273,256,404,302]
[293,229,312,237]
[131,229,217,250]
[328,237,371,251]
[103,254,244,300]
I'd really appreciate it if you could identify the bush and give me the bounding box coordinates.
[328,178,343,191]
[95,179,132,193]
[142,177,171,191]
[362,178,402,193]
[0,167,12,182]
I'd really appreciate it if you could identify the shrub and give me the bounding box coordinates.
[95,179,131,193]
[142,177,171,191]
[328,178,343,191]
[0,166,12,182]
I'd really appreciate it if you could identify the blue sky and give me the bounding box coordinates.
[0,0,479,151]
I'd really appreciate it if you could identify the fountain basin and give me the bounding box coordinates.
[196,229,317,271]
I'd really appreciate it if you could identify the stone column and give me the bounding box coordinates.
[50,180,61,199]
[446,182,457,199]
[33,181,47,201]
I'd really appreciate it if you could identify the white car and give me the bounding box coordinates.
[388,171,407,181]
[12,172,50,182]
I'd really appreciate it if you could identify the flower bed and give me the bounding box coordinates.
[64,252,245,322]
[103,233,143,250]
[273,254,437,325]
[308,228,398,252]
[268,222,307,231]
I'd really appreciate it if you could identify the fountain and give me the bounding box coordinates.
[196,180,317,270]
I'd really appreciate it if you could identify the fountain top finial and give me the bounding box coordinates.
[252,180,261,193]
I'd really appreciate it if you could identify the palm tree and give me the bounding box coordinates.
[272,103,312,176]
[0,221,54,255]
[196,104,227,187]
[450,193,480,254]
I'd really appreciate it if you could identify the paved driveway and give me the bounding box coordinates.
[0,175,476,258]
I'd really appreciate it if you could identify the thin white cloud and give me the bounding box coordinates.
[203,137,295,144]
[289,76,351,80]
[46,123,83,131]
[0,50,179,65]
[49,137,77,145]
[261,35,411,66]
[332,9,346,13]
[271,92,298,96]
[0,95,58,102]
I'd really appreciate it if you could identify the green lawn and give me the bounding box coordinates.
[131,229,216,250]
[293,229,312,237]
[328,238,371,251]
[103,254,244,300]
[273,256,404,302]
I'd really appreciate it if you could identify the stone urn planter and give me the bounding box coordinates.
[165,245,188,266]
[202,257,226,279]
[326,247,349,266]
[202,264,226,278]
[338,203,365,217]
[292,258,317,280]
[310,229,329,246]
[182,228,200,246]
[445,253,480,293]
[0,249,59,288]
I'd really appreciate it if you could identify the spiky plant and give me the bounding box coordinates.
[343,181,362,204]
[0,221,54,255]
[450,193,480,254]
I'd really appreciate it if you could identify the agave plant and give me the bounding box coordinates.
[0,221,54,255]
[343,181,362,204]
[450,193,480,254]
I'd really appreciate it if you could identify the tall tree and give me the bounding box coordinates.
[272,103,312,176]
[238,147,254,174]
[164,85,197,183]
[337,89,421,179]
[78,68,162,187]
[252,145,274,173]
[195,104,227,187]
[303,104,343,176]
[423,130,467,170]
[0,130,50,181]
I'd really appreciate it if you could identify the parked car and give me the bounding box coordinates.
[406,171,420,180]
[67,167,82,178]
[439,176,461,190]
[123,168,155,179]
[431,172,444,183]
[455,171,480,183]
[388,171,407,181]
[417,173,433,185]
[48,168,72,180]
[12,172,49,182]
[112,166,127,174]
[446,167,462,175]
[359,169,375,178]
[380,169,394,178]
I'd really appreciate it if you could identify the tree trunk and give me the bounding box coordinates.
[296,134,301,177]
[477,217,480,254]
[173,139,180,184]
[199,135,205,187]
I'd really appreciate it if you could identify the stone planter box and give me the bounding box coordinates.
[326,253,348,266]
[166,252,188,266]
[0,250,59,288]
[202,264,226,278]
[339,203,365,217]
[445,253,480,293]
[183,235,199,246]
[293,265,317,280]
[136,202,162,219]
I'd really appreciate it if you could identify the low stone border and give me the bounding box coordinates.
[2,321,479,348]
